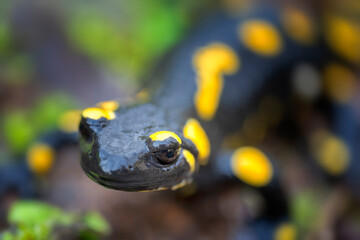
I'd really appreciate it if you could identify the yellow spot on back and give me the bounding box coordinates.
[311,130,350,176]
[193,43,240,120]
[183,118,211,165]
[323,63,357,103]
[183,149,196,173]
[195,74,224,121]
[282,8,316,45]
[231,147,273,187]
[274,223,297,240]
[27,143,55,175]
[149,131,182,144]
[194,43,239,74]
[239,20,282,56]
[82,107,115,120]
[325,15,360,63]
[58,110,82,133]
[96,100,119,111]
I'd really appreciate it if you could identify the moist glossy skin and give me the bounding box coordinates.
[79,6,358,191]
[80,103,198,191]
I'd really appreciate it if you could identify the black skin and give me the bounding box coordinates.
[79,6,358,193]
[79,103,198,191]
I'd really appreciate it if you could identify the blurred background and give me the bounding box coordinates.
[0,0,359,239]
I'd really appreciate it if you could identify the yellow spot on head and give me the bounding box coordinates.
[274,223,297,240]
[183,118,211,165]
[282,8,316,45]
[325,15,360,63]
[323,63,357,103]
[183,149,196,173]
[27,143,55,175]
[96,100,119,111]
[311,130,350,175]
[193,43,240,120]
[149,131,182,144]
[239,20,282,56]
[231,147,273,187]
[58,110,82,133]
[82,107,115,120]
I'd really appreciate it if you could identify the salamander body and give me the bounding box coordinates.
[79,4,360,192]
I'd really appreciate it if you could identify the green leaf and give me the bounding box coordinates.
[8,201,62,225]
[6,201,110,239]
[7,201,78,239]
[2,111,36,154]
[84,211,110,235]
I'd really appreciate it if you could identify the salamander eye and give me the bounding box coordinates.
[154,148,180,164]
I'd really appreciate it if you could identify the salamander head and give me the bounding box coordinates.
[79,103,198,191]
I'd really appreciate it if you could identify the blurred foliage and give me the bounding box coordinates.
[2,111,36,156]
[291,189,320,232]
[1,94,77,155]
[83,212,111,236]
[3,55,34,85]
[1,201,110,240]
[0,20,11,57]
[66,0,209,80]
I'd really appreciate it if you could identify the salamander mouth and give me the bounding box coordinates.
[81,160,189,192]
[89,172,144,191]
[82,167,150,191]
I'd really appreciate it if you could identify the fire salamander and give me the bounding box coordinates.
[79,4,360,193]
